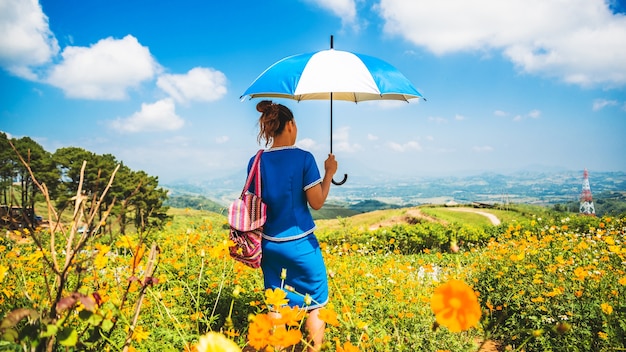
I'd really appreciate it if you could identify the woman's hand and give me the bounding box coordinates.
[306,154,338,210]
[324,154,338,177]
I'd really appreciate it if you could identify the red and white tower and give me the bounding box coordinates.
[579,169,595,216]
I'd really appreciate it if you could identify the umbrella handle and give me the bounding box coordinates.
[332,173,348,186]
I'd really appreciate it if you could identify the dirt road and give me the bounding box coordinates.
[445,207,501,225]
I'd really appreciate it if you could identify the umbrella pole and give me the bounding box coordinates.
[330,84,348,186]
[329,35,348,186]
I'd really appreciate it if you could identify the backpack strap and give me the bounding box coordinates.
[242,149,263,197]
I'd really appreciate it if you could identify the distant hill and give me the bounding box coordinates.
[311,199,403,220]
[164,194,227,215]
[164,195,403,220]
[163,170,626,217]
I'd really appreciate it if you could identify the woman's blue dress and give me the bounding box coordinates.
[247,146,328,310]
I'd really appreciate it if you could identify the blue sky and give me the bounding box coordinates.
[1,0,626,184]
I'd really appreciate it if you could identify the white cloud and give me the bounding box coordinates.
[157,67,228,104]
[454,114,466,121]
[513,109,541,121]
[388,140,422,152]
[593,98,619,111]
[305,0,357,27]
[428,116,448,123]
[473,145,494,152]
[528,110,541,119]
[494,110,509,117]
[367,133,379,141]
[109,98,183,133]
[333,126,361,152]
[216,135,229,144]
[46,35,160,100]
[296,137,319,150]
[378,0,626,87]
[0,0,59,79]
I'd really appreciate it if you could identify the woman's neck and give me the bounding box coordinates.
[271,136,294,148]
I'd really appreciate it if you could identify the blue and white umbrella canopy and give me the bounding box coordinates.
[241,45,423,185]
[241,49,424,102]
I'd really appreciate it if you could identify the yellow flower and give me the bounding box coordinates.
[195,332,241,352]
[265,288,289,308]
[94,254,108,270]
[619,277,626,286]
[125,325,149,342]
[430,279,482,332]
[115,235,137,249]
[544,287,564,297]
[0,264,8,283]
[601,303,613,315]
[608,245,621,254]
[598,331,608,340]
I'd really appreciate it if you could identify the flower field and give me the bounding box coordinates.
[1,206,624,351]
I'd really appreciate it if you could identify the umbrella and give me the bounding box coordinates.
[241,36,424,185]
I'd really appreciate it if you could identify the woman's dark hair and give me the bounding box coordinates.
[257,100,294,147]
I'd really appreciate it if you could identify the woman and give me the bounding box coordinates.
[248,100,337,351]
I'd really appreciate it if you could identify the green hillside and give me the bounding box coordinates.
[164,194,227,215]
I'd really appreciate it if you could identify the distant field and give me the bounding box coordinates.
[163,203,552,234]
[313,204,550,232]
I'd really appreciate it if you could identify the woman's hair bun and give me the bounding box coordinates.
[256,100,273,113]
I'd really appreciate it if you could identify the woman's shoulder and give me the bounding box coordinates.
[266,146,312,156]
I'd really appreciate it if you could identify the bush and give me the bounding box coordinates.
[471,215,626,350]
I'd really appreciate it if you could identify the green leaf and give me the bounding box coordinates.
[57,327,77,347]
[39,324,58,338]
[87,313,103,326]
[1,328,18,343]
[101,319,114,332]
[78,310,92,320]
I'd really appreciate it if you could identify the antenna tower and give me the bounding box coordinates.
[579,168,595,216]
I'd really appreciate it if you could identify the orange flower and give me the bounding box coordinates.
[318,307,340,327]
[247,314,272,350]
[274,306,305,327]
[336,341,360,352]
[265,288,289,308]
[268,325,302,348]
[430,279,482,332]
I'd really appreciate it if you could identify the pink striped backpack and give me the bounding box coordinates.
[227,150,266,268]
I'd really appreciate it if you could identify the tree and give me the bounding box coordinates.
[53,147,97,210]
[7,136,58,228]
[52,147,170,234]
[132,171,169,233]
[0,132,16,206]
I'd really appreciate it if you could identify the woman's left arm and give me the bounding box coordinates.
[306,154,337,210]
